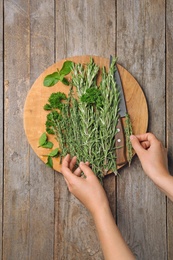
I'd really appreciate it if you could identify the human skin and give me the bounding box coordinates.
[130,133,173,201]
[60,132,173,259]
[61,154,135,260]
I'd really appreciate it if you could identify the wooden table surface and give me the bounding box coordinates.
[1,0,173,259]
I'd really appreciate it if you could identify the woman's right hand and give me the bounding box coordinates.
[61,154,109,216]
[130,133,173,202]
[130,133,168,180]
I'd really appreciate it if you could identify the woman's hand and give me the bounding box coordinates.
[130,133,168,180]
[61,154,135,259]
[130,133,173,201]
[61,154,109,216]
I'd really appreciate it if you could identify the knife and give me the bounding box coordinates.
[110,56,127,165]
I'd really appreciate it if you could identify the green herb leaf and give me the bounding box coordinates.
[43,104,52,110]
[42,141,54,149]
[80,87,103,108]
[60,61,73,76]
[48,148,59,157]
[48,92,67,109]
[46,128,55,135]
[43,72,60,87]
[124,113,133,166]
[46,156,53,168]
[38,132,47,147]
[61,77,70,86]
[59,74,65,81]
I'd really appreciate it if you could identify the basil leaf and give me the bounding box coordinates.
[46,156,53,168]
[60,61,73,76]
[42,141,54,149]
[59,74,65,81]
[61,77,69,86]
[48,148,59,157]
[38,133,47,147]
[43,72,60,87]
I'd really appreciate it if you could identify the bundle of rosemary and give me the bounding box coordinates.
[41,57,132,181]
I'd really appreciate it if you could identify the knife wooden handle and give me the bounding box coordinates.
[115,116,127,165]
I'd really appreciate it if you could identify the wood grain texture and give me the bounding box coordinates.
[117,0,167,259]
[4,1,31,258]
[28,1,55,259]
[2,0,173,259]
[54,1,116,259]
[0,0,3,258]
[4,0,54,259]
[55,0,116,60]
[166,0,173,259]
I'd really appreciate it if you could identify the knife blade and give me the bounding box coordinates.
[110,56,127,165]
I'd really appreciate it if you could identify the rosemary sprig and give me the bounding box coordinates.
[124,113,133,166]
[99,60,120,175]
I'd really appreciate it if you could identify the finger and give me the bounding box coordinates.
[61,155,78,182]
[141,140,150,149]
[61,166,80,185]
[74,166,82,176]
[79,162,95,178]
[130,135,146,156]
[85,161,90,166]
[73,162,90,177]
[134,133,158,143]
[69,156,77,171]
[61,154,71,168]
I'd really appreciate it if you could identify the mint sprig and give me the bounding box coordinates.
[38,133,59,169]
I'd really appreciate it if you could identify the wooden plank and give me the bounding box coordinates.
[117,0,167,259]
[166,0,173,259]
[28,1,55,259]
[3,1,31,258]
[55,0,116,59]
[54,0,116,258]
[0,0,3,258]
[4,0,54,259]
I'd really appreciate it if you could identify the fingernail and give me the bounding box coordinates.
[80,161,85,165]
[130,135,135,140]
[85,161,90,165]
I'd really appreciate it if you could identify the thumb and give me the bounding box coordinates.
[79,162,95,178]
[130,135,145,157]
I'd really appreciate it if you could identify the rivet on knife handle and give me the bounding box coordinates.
[116,116,127,165]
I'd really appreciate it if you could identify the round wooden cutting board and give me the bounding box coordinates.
[24,56,148,174]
